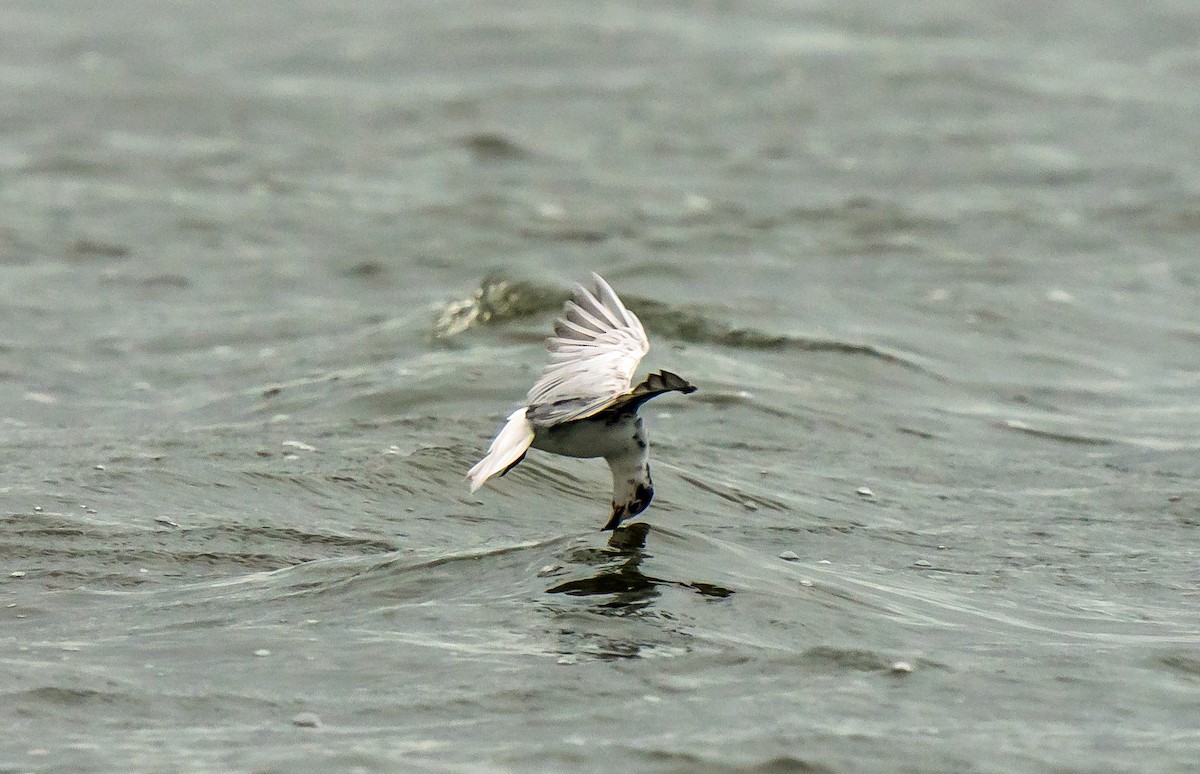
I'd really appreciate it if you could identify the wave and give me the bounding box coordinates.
[434,275,936,375]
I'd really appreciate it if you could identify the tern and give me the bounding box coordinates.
[468,274,696,530]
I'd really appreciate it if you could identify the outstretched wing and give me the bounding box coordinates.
[525,273,649,426]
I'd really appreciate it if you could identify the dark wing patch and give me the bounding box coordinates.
[594,370,697,420]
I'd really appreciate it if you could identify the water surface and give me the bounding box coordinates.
[2,1,1198,771]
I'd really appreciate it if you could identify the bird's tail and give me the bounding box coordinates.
[467,408,535,493]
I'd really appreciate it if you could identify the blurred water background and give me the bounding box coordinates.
[2,1,1198,771]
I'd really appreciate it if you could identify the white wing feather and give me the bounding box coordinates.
[525,274,649,426]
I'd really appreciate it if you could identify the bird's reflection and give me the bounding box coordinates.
[545,523,732,614]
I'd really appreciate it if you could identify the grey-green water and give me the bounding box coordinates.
[2,1,1198,771]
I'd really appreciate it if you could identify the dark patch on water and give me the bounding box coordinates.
[69,239,130,260]
[462,133,530,161]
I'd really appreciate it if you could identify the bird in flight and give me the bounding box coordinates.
[468,274,696,530]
